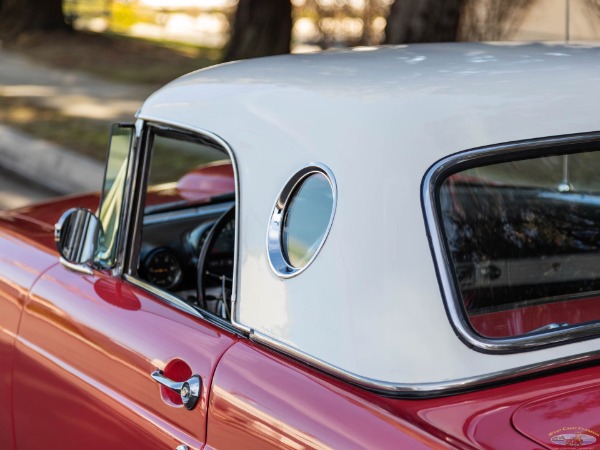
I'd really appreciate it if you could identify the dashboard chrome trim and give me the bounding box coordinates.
[143,202,234,226]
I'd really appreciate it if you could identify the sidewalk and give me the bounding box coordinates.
[0,49,157,194]
[0,50,155,121]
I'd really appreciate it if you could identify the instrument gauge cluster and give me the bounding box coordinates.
[142,248,183,290]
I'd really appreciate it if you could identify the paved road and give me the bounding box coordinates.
[0,167,56,210]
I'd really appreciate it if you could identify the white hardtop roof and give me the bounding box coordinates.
[139,43,600,393]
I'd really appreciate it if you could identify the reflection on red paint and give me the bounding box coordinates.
[94,278,141,311]
[176,162,234,202]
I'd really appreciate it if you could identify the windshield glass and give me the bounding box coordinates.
[144,133,233,213]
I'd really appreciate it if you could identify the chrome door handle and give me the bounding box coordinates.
[151,370,201,410]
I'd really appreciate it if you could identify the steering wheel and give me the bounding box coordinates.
[197,206,235,319]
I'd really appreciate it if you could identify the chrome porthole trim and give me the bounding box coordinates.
[267,163,337,279]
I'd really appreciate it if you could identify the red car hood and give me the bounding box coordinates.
[10,193,101,228]
[0,192,101,254]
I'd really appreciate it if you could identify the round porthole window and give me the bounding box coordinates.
[267,164,336,278]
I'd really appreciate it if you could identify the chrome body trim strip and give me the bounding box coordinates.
[230,292,251,334]
[250,329,600,396]
[125,274,244,336]
[125,274,205,318]
[422,132,600,353]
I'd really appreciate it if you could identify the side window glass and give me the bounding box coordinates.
[282,173,334,268]
[95,124,134,267]
[135,128,236,321]
[439,151,600,338]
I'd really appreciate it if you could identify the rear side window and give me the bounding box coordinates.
[436,146,600,340]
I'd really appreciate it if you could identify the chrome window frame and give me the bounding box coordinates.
[92,122,138,275]
[121,120,244,334]
[422,131,600,353]
[267,163,337,278]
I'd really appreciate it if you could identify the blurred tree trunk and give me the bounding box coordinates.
[384,0,465,44]
[223,0,292,62]
[461,0,536,41]
[0,0,70,40]
[385,0,537,44]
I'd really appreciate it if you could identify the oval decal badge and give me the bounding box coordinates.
[549,428,599,448]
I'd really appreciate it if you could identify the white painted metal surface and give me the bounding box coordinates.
[138,43,600,386]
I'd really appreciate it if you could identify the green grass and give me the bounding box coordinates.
[8,30,221,86]
[0,96,109,161]
[0,28,223,167]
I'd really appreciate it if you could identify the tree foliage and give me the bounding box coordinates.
[0,0,70,40]
[223,0,538,62]
[299,0,392,48]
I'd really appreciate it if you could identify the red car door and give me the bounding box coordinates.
[12,264,236,450]
[206,341,452,449]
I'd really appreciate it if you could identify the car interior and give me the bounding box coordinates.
[439,151,600,338]
[135,128,236,320]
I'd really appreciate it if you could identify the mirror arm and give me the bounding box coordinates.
[59,257,94,275]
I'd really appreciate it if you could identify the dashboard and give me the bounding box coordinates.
[137,201,235,306]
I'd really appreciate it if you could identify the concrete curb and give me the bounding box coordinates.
[0,124,103,195]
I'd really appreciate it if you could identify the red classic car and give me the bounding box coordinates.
[3,43,600,449]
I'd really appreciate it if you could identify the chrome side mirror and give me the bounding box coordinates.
[55,208,103,273]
